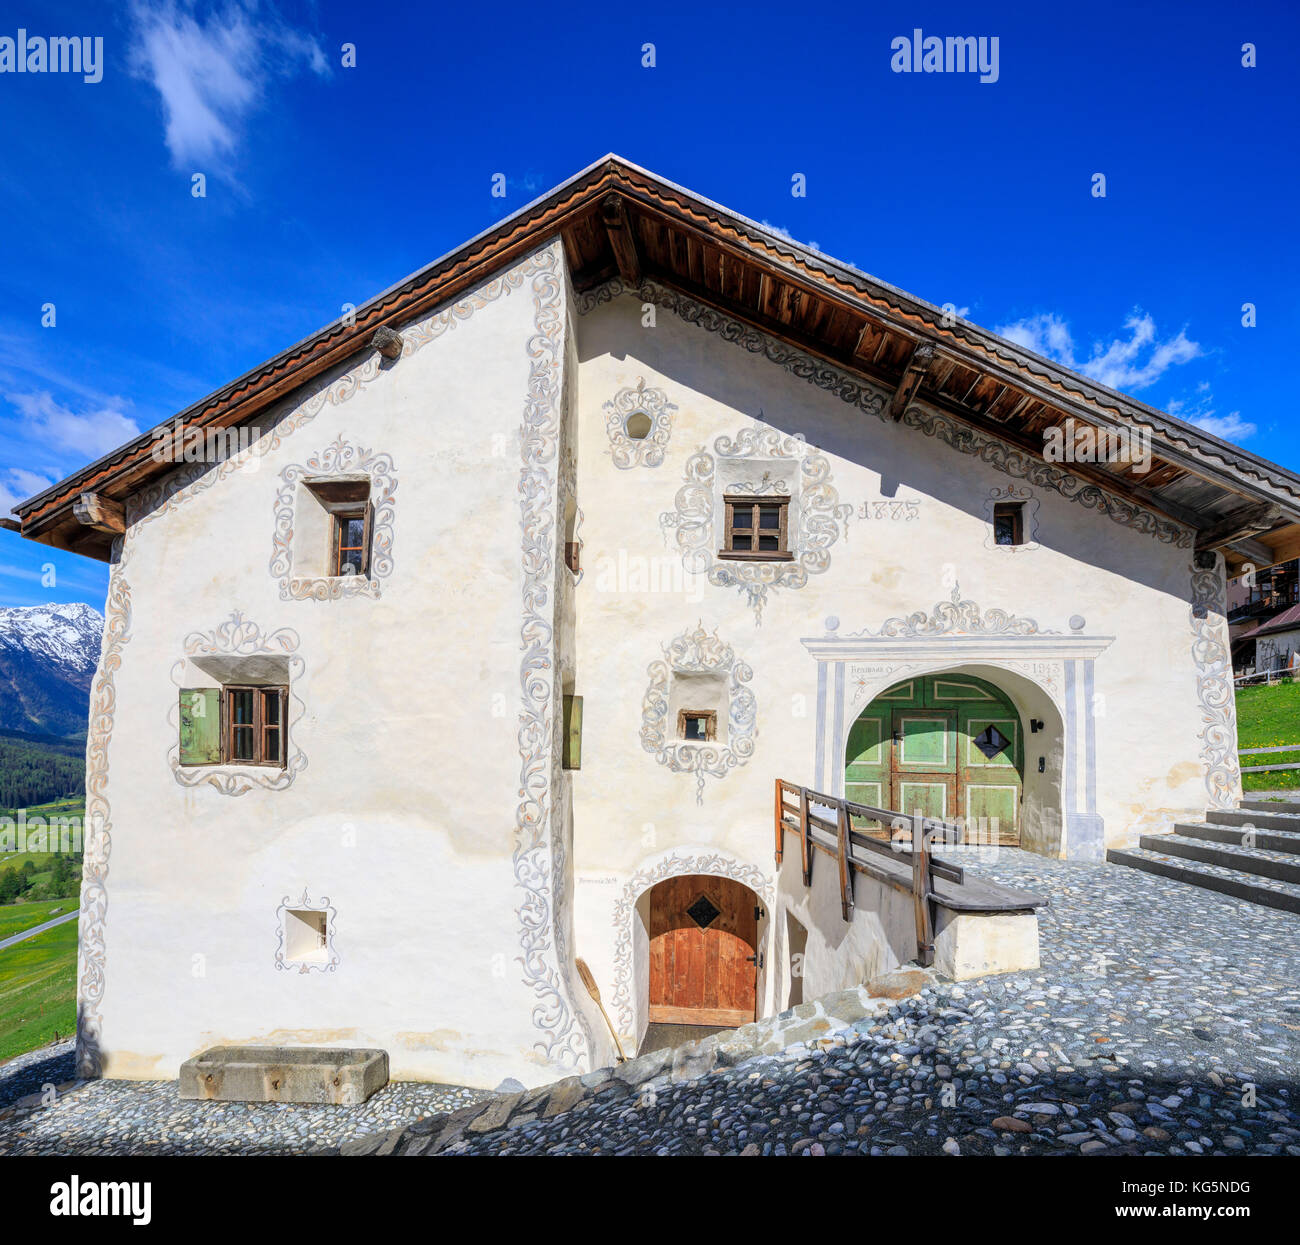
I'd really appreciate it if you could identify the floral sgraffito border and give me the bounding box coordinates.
[660,427,852,622]
[270,436,397,600]
[1191,552,1241,810]
[274,889,340,975]
[603,377,677,468]
[167,611,308,796]
[640,623,756,804]
[610,850,773,1041]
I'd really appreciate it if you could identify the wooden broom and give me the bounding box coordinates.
[575,957,627,1062]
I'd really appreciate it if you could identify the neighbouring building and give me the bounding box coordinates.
[9,157,1300,1089]
[1228,559,1300,677]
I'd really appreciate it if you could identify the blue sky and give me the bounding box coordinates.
[0,0,1296,609]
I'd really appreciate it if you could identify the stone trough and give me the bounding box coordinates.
[179,1046,389,1105]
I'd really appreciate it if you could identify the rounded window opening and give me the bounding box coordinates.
[624,411,653,440]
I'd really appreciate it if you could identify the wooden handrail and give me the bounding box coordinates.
[773,778,963,966]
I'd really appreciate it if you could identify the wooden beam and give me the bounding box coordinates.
[1227,535,1274,566]
[1195,502,1282,552]
[889,341,937,421]
[370,326,403,360]
[72,492,125,535]
[601,193,641,287]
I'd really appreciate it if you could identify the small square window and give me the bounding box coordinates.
[720,495,792,561]
[283,908,328,964]
[678,709,717,742]
[993,502,1025,547]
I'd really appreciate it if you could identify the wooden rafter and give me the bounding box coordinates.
[889,341,937,421]
[601,193,641,287]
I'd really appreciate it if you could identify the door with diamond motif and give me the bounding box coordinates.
[647,875,758,1026]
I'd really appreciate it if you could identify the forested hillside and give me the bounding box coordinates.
[0,729,85,811]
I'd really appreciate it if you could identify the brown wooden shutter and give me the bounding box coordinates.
[179,688,222,765]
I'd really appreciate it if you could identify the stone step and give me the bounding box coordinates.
[1176,820,1300,857]
[1206,807,1300,833]
[1106,847,1300,915]
[1238,798,1300,814]
[1142,832,1300,886]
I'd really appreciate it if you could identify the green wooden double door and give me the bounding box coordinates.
[845,673,1023,845]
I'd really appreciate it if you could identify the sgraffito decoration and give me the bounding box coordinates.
[661,428,852,622]
[610,851,773,1041]
[604,377,677,468]
[512,241,593,1069]
[859,582,1051,639]
[274,889,340,974]
[640,623,757,803]
[580,277,1190,550]
[75,552,129,1078]
[270,436,397,600]
[1190,552,1241,809]
[167,611,308,796]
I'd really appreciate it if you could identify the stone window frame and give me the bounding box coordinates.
[270,435,397,601]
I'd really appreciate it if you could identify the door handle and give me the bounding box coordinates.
[746,951,764,969]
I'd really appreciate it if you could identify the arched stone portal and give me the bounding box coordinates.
[801,591,1105,858]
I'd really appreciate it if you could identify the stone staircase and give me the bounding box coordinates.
[1107,799,1300,914]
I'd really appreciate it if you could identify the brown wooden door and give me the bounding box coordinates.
[648,876,757,1026]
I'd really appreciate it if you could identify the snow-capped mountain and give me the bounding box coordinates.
[0,602,103,736]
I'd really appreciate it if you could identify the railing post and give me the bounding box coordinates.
[836,800,854,920]
[912,818,934,967]
[799,786,813,885]
[774,779,784,864]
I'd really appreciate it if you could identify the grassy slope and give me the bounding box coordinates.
[0,898,77,942]
[1234,681,1300,790]
[0,918,78,1063]
[0,798,85,884]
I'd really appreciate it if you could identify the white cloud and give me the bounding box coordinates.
[994,309,1201,393]
[4,390,140,457]
[1188,412,1256,441]
[129,1,328,169]
[0,467,55,515]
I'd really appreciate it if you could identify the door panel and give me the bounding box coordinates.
[648,876,757,1026]
[846,674,1023,846]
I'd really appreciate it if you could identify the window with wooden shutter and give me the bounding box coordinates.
[179,688,222,765]
[719,495,792,561]
[179,685,287,767]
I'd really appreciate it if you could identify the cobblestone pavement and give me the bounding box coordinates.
[3,854,1298,1155]
[0,1042,487,1155]
[448,854,1300,1155]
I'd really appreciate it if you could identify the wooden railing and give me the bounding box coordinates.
[774,779,966,967]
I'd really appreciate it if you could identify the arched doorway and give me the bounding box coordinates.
[846,671,1024,845]
[646,875,759,1026]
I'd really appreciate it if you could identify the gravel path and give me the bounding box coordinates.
[2,853,1297,1155]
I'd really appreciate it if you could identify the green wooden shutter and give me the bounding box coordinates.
[179,688,222,765]
[562,694,582,770]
